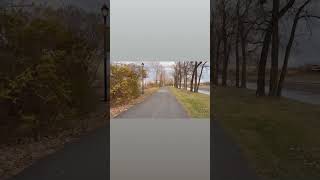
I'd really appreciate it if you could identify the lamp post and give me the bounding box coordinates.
[141,63,144,94]
[101,4,109,102]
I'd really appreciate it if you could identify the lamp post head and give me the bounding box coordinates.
[101,4,109,17]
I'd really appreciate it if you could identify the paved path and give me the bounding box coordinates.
[212,120,259,180]
[111,87,210,180]
[10,86,109,180]
[11,86,257,180]
[116,87,189,119]
[11,126,109,180]
[113,87,256,179]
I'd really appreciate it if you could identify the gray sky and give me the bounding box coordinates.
[6,0,319,66]
[110,0,210,62]
[288,1,320,66]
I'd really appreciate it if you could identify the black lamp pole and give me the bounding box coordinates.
[101,4,109,102]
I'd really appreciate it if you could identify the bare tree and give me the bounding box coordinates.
[183,61,187,89]
[196,62,208,92]
[214,36,222,85]
[221,0,229,86]
[189,61,195,91]
[194,61,203,92]
[150,62,161,86]
[277,0,319,96]
[235,0,241,88]
[256,0,296,96]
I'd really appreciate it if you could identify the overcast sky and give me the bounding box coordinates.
[5,0,319,66]
[289,1,320,66]
[110,0,210,62]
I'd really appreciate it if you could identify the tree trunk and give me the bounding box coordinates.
[235,0,240,88]
[269,0,280,96]
[222,39,228,86]
[235,31,240,88]
[221,2,228,87]
[240,32,247,88]
[214,39,221,85]
[184,66,188,90]
[185,75,188,89]
[183,62,186,89]
[174,67,178,88]
[256,27,272,96]
[277,0,310,96]
[197,62,207,91]
[190,62,195,92]
[194,62,198,92]
[256,0,296,96]
[179,62,182,88]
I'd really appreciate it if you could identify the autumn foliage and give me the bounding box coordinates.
[111,64,145,106]
[0,6,104,143]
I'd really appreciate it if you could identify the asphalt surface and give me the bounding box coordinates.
[11,126,109,180]
[116,87,189,119]
[11,87,257,180]
[10,85,109,180]
[112,87,210,180]
[212,120,259,180]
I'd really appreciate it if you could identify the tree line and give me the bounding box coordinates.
[212,0,319,96]
[150,62,167,87]
[172,61,208,92]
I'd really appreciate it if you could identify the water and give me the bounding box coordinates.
[186,88,210,95]
[247,82,320,105]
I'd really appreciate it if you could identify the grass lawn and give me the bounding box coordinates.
[169,87,210,118]
[213,87,320,179]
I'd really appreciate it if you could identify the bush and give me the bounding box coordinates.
[110,64,143,106]
[0,6,103,143]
